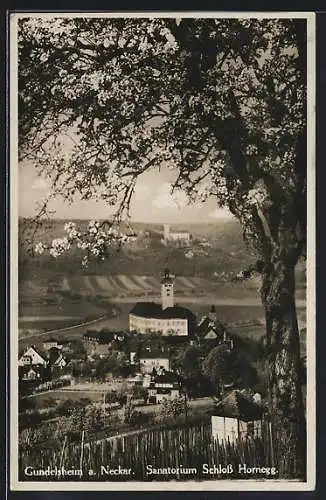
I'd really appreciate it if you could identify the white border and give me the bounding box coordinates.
[9,11,316,492]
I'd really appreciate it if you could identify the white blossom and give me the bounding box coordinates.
[81,255,89,268]
[246,144,259,155]
[77,241,89,250]
[35,242,45,255]
[247,180,272,208]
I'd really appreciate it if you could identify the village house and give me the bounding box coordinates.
[83,330,115,344]
[148,371,181,403]
[18,346,48,367]
[138,345,170,374]
[211,390,266,443]
[83,330,114,358]
[19,365,46,382]
[196,306,234,349]
[43,339,63,351]
[18,345,68,384]
[48,347,68,369]
[126,372,153,389]
[196,317,225,343]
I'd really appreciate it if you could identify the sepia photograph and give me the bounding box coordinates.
[10,11,315,491]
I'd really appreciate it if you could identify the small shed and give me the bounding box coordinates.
[211,390,265,443]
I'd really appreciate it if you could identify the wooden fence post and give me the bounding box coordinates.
[269,420,275,468]
[79,430,85,472]
[59,435,68,469]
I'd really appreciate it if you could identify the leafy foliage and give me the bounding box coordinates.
[18,18,306,266]
[131,385,148,402]
[202,344,235,390]
[202,341,259,393]
[17,16,308,475]
[159,395,189,420]
[93,350,129,380]
[171,345,203,378]
[123,397,139,425]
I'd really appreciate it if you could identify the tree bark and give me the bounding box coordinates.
[261,256,306,479]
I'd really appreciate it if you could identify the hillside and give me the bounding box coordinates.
[19,218,256,281]
[18,218,305,295]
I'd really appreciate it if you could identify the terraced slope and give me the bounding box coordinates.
[59,275,214,295]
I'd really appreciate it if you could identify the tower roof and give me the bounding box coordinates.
[161,268,175,284]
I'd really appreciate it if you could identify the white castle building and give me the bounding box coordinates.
[163,224,190,244]
[129,269,196,336]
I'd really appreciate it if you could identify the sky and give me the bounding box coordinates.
[18,162,233,224]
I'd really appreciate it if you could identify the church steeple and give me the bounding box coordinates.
[161,269,175,310]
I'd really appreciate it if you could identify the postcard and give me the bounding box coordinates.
[9,10,315,491]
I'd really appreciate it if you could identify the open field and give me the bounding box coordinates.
[19,301,109,318]
[26,385,213,413]
[26,389,106,406]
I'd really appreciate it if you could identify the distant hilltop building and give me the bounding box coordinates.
[129,269,196,336]
[163,224,190,245]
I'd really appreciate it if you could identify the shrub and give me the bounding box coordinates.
[56,399,75,417]
[19,397,36,413]
[77,397,91,408]
[131,386,148,403]
[159,396,189,421]
[105,391,119,404]
[123,398,137,425]
[42,397,57,408]
[19,410,42,430]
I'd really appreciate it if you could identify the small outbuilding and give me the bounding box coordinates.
[211,390,265,443]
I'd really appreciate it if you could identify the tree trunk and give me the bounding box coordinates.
[261,257,306,479]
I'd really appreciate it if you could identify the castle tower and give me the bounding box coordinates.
[163,223,170,241]
[161,268,174,310]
